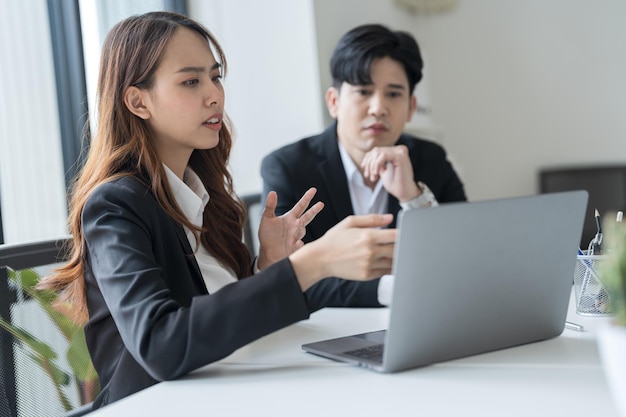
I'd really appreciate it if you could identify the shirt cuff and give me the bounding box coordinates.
[377,274,395,306]
[399,182,439,211]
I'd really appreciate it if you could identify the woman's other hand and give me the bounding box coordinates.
[289,214,396,291]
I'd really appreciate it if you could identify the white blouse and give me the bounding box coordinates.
[163,164,237,293]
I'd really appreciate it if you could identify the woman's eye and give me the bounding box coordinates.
[183,79,199,86]
[212,74,223,83]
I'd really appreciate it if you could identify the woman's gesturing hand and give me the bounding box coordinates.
[257,188,324,270]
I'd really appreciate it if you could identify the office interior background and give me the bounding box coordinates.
[1,0,625,245]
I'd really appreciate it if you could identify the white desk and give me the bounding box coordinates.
[89,293,619,416]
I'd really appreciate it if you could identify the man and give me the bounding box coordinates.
[261,24,466,311]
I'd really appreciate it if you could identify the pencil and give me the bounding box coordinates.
[595,209,601,233]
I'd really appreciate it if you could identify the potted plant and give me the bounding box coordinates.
[0,267,99,412]
[597,217,626,416]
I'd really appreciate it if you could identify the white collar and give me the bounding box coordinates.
[338,141,365,187]
[163,164,210,228]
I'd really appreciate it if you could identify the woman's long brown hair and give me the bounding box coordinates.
[38,12,251,325]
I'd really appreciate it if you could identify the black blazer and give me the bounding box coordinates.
[83,176,310,409]
[261,123,467,310]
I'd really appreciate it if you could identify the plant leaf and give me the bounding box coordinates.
[8,268,77,340]
[66,327,97,382]
[24,351,71,386]
[0,316,58,359]
[4,267,101,400]
[599,219,626,326]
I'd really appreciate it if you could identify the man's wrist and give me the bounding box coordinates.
[399,182,439,210]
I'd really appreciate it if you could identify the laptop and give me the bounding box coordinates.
[302,190,588,372]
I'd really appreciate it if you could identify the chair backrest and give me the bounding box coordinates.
[241,193,262,257]
[0,237,96,417]
[539,165,626,248]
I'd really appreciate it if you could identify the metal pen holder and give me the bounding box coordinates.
[573,253,612,316]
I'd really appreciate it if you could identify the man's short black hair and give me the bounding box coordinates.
[330,24,423,95]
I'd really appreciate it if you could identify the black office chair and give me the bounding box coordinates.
[539,165,626,249]
[241,193,262,257]
[0,237,97,417]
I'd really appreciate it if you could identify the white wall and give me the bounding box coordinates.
[189,0,325,196]
[403,0,626,201]
[192,0,626,202]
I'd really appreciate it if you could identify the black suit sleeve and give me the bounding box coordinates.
[401,136,467,204]
[260,150,305,217]
[83,179,310,404]
[303,278,382,311]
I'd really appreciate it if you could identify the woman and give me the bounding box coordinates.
[39,11,396,409]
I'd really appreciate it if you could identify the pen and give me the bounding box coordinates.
[565,321,584,332]
[591,209,602,255]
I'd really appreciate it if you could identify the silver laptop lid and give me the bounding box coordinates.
[383,191,588,372]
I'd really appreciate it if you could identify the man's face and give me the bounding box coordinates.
[326,56,417,165]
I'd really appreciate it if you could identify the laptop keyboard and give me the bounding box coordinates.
[344,344,384,362]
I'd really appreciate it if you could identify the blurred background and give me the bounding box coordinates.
[1,0,625,244]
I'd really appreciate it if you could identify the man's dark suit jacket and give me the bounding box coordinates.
[261,122,467,310]
[83,176,310,409]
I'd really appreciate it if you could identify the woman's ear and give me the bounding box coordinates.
[124,86,151,119]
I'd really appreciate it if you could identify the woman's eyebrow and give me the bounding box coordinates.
[176,62,222,74]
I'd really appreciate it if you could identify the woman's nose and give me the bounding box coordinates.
[204,82,222,107]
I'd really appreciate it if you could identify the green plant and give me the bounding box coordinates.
[0,268,99,411]
[599,218,626,326]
